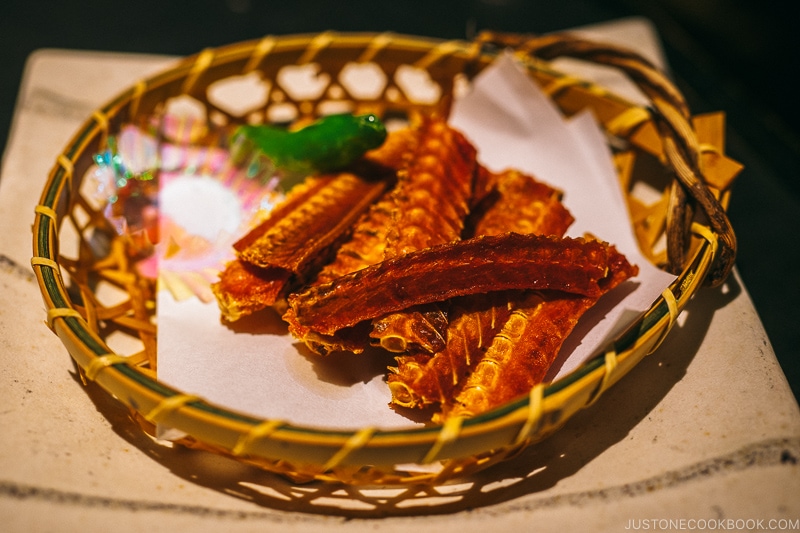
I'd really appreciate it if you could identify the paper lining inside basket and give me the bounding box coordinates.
[152,53,676,433]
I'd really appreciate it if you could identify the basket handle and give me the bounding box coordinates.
[475,31,736,287]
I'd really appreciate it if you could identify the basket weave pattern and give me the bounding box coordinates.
[31,31,740,485]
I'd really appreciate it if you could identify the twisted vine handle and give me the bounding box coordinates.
[476,31,736,287]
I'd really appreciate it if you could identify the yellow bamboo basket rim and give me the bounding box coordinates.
[30,31,739,485]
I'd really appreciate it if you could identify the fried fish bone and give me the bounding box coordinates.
[311,126,421,286]
[284,232,616,340]
[213,260,292,322]
[444,244,638,419]
[212,170,391,322]
[366,116,477,354]
[466,168,574,238]
[388,291,515,408]
[388,169,575,408]
[298,116,478,355]
[236,172,390,275]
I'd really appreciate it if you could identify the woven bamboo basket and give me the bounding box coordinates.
[31,31,741,486]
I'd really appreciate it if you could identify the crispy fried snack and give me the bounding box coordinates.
[444,244,638,419]
[231,174,334,253]
[213,175,333,321]
[292,116,478,355]
[213,260,292,322]
[369,116,477,354]
[466,168,574,239]
[381,117,476,258]
[284,233,616,338]
[311,132,418,286]
[237,172,389,274]
[387,169,574,408]
[212,170,391,322]
[388,291,515,408]
[212,120,450,334]
[214,114,641,423]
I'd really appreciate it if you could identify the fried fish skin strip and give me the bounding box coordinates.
[389,170,574,408]
[444,245,638,420]
[310,197,393,287]
[232,125,413,260]
[369,116,477,353]
[286,135,419,354]
[284,233,614,338]
[231,174,335,253]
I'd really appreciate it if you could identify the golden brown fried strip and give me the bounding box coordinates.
[293,125,447,354]
[388,292,514,408]
[231,175,333,253]
[238,172,390,274]
[284,233,615,338]
[388,170,575,408]
[296,118,477,354]
[213,170,392,322]
[213,175,334,321]
[381,119,475,256]
[444,245,638,419]
[285,129,424,355]
[212,260,291,322]
[466,168,574,238]
[312,127,420,286]
[310,199,394,287]
[369,116,477,353]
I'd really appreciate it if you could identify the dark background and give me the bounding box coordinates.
[1,0,798,400]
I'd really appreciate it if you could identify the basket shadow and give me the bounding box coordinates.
[72,276,740,518]
[458,276,743,507]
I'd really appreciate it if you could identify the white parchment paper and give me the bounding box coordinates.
[156,53,676,432]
